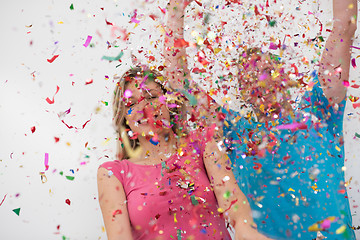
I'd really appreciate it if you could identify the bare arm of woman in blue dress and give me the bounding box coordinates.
[318,0,357,104]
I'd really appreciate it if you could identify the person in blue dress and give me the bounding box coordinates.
[222,0,357,239]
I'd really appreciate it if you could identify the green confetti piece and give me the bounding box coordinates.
[177,229,182,240]
[13,208,21,216]
[65,176,75,181]
[269,20,276,27]
[102,51,124,61]
[70,4,74,10]
[190,195,199,206]
[355,132,360,138]
[318,36,324,42]
[223,190,231,199]
[180,90,197,106]
[59,171,64,176]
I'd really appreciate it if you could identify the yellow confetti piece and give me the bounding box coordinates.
[288,188,295,192]
[57,21,64,24]
[174,213,178,223]
[66,142,71,146]
[214,48,222,55]
[348,3,354,9]
[102,138,111,145]
[308,223,321,232]
[335,146,341,152]
[336,225,346,234]
[217,208,224,213]
[102,226,105,232]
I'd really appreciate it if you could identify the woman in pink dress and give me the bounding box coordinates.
[97,1,272,239]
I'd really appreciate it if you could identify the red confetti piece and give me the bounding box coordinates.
[174,39,189,48]
[0,194,7,206]
[30,126,36,133]
[192,68,206,73]
[60,117,92,130]
[353,103,360,109]
[338,189,346,194]
[85,79,93,85]
[47,55,59,63]
[351,84,360,89]
[46,86,60,104]
[149,14,158,21]
[112,209,122,218]
[105,19,113,25]
[65,199,71,205]
[253,162,262,170]
[54,137,60,143]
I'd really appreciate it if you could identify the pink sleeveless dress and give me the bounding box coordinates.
[100,132,231,240]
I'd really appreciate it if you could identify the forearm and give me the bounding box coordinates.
[164,0,190,90]
[318,0,357,103]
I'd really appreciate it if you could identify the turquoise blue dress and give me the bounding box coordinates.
[222,72,355,239]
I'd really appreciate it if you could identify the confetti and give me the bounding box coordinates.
[65,176,75,181]
[12,208,21,216]
[351,58,357,68]
[83,35,92,47]
[353,102,360,108]
[65,199,71,205]
[47,55,59,63]
[102,51,124,61]
[124,89,132,98]
[45,86,60,104]
[0,194,7,206]
[85,79,93,85]
[355,133,360,138]
[30,126,36,133]
[44,153,49,171]
[112,209,122,218]
[69,4,74,10]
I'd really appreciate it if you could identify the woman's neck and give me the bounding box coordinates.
[134,131,179,164]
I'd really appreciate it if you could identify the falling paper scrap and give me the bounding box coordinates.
[102,51,124,61]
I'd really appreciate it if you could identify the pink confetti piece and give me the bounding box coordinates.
[343,81,350,87]
[352,58,357,69]
[269,42,278,50]
[46,86,60,104]
[83,35,92,47]
[350,45,360,50]
[124,89,132,98]
[276,122,307,131]
[44,153,49,171]
[259,73,268,80]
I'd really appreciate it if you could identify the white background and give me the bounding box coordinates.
[0,0,359,239]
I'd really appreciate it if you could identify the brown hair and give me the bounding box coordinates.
[112,66,184,159]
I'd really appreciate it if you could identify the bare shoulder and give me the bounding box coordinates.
[97,167,133,240]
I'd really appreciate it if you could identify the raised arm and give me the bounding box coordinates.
[97,167,133,240]
[318,0,357,104]
[164,0,191,91]
[203,137,272,240]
